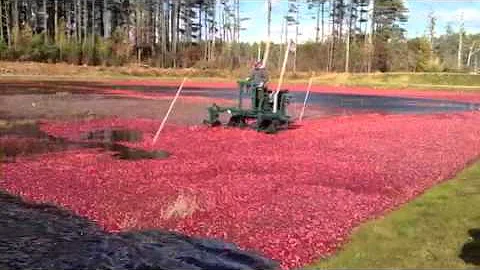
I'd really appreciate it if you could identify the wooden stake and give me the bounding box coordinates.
[299,77,313,121]
[152,77,187,145]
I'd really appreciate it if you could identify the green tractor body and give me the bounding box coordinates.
[204,80,293,133]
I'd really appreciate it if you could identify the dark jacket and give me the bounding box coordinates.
[248,67,269,86]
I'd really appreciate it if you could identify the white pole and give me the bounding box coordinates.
[273,40,292,113]
[262,40,271,66]
[262,0,272,67]
[152,77,187,145]
[299,77,313,121]
[276,41,291,93]
[257,43,262,61]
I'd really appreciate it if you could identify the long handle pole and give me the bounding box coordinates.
[299,77,313,121]
[262,39,271,66]
[152,77,187,145]
[276,40,291,93]
[262,0,272,67]
[273,40,291,113]
[257,43,262,61]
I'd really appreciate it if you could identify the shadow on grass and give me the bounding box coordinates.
[459,228,480,266]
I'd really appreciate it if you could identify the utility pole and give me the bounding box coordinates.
[66,1,72,41]
[321,0,325,42]
[428,11,436,60]
[279,16,285,68]
[0,0,4,41]
[294,2,299,73]
[92,0,95,47]
[210,1,216,61]
[83,0,87,47]
[6,0,11,47]
[12,0,19,47]
[236,0,240,43]
[103,0,111,39]
[75,0,79,43]
[43,0,48,44]
[54,0,58,44]
[367,0,375,73]
[458,13,464,70]
[262,0,272,67]
[172,0,178,67]
[345,0,353,73]
[315,0,320,43]
[267,0,271,40]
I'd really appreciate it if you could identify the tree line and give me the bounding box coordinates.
[0,0,477,73]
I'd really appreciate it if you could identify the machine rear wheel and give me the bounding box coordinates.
[256,118,271,131]
[265,119,280,134]
[227,115,247,127]
[204,120,222,127]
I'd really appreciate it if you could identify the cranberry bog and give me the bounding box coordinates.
[2,79,480,269]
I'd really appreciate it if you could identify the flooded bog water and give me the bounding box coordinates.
[2,81,479,118]
[0,122,169,162]
[82,129,143,142]
[100,83,480,115]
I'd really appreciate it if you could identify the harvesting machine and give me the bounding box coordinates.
[204,79,293,133]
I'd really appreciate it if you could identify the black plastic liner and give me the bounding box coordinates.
[460,228,480,266]
[0,191,279,270]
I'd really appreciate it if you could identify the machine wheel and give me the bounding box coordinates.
[227,115,247,127]
[265,119,280,134]
[256,118,271,131]
[204,119,222,127]
[238,118,248,128]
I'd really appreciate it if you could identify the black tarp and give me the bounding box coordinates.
[0,191,279,270]
[460,228,480,266]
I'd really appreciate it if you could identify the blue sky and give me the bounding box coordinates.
[237,0,480,43]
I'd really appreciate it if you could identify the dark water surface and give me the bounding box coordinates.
[169,88,479,114]
[1,80,478,115]
[0,122,169,162]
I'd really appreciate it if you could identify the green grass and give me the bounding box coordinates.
[308,161,480,269]
[2,72,480,91]
[301,72,480,91]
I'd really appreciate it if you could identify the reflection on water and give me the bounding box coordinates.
[0,122,169,162]
[82,129,143,142]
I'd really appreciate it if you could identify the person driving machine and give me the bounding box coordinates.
[246,61,269,88]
